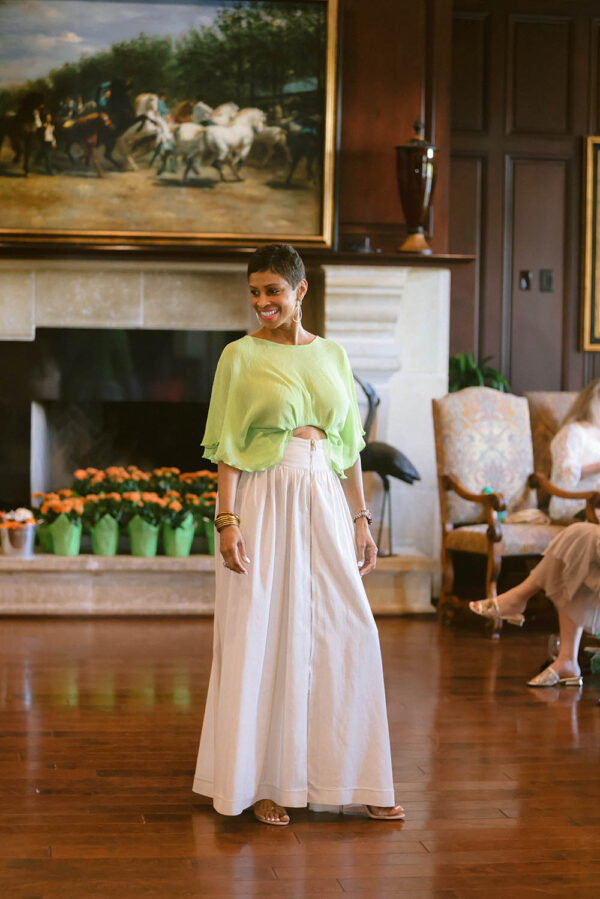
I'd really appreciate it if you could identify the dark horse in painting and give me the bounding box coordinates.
[100,78,137,169]
[56,113,116,178]
[0,92,45,175]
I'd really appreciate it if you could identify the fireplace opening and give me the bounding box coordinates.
[0,327,244,506]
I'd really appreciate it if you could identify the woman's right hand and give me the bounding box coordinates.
[219,525,251,575]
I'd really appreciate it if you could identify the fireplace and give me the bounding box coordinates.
[0,257,450,613]
[1,328,243,504]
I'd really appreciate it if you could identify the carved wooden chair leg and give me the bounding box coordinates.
[485,542,502,598]
[485,542,503,638]
[437,542,457,625]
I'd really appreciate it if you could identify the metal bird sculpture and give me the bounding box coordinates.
[355,375,421,555]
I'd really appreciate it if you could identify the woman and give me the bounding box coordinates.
[192,244,403,825]
[549,380,600,523]
[470,522,600,686]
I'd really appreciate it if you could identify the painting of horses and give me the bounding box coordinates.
[0,0,339,247]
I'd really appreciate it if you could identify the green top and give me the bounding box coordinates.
[202,335,365,477]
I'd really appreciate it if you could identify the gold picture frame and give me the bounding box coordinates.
[0,0,340,249]
[582,136,600,350]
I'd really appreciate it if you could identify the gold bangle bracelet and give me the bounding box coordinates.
[215,512,240,532]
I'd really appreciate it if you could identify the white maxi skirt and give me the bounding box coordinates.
[192,436,396,815]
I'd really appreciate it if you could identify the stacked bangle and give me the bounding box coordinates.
[352,508,373,525]
[215,512,240,532]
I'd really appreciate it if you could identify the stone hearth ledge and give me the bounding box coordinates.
[0,553,435,616]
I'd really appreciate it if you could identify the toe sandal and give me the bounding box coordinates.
[365,804,405,820]
[253,802,290,826]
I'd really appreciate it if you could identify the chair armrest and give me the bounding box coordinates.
[440,474,504,543]
[528,472,594,500]
[440,474,506,511]
[528,473,600,523]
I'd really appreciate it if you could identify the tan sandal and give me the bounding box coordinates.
[365,804,405,820]
[469,597,524,627]
[253,800,290,826]
[527,665,582,688]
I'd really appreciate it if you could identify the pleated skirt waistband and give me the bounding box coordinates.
[279,435,331,472]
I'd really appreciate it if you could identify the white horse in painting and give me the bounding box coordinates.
[203,107,265,181]
[191,101,213,124]
[114,115,171,170]
[135,93,160,118]
[251,125,291,167]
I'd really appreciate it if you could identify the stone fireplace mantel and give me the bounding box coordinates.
[0,256,449,614]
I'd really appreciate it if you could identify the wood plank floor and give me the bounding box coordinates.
[0,616,598,898]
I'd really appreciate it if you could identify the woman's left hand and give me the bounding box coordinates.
[354,518,377,576]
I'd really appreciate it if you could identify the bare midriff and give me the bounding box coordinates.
[292,425,327,441]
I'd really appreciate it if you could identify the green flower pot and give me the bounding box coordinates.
[203,517,215,556]
[50,514,82,556]
[37,522,53,553]
[127,515,159,557]
[162,513,195,558]
[91,514,119,556]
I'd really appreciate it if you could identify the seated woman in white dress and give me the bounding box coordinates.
[549,380,600,523]
[469,523,600,686]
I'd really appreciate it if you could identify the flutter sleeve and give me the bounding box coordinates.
[334,346,366,476]
[201,344,237,465]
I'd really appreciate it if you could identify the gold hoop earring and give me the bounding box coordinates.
[292,301,302,323]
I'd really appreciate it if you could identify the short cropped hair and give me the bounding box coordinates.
[247,243,306,289]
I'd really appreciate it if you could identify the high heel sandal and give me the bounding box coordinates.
[365,804,405,821]
[469,597,524,627]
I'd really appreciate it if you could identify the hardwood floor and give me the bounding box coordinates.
[0,616,598,898]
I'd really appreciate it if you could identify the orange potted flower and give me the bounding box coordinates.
[121,491,166,556]
[161,491,201,557]
[83,493,124,556]
[0,508,37,558]
[199,491,217,555]
[38,494,84,556]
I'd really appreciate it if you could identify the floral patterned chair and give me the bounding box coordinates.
[432,387,599,632]
[525,390,577,509]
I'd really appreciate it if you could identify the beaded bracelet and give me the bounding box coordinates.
[352,508,373,525]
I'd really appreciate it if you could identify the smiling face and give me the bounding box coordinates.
[248,269,307,330]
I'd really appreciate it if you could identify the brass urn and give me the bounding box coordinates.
[395,121,438,254]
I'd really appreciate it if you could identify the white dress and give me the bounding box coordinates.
[532,522,600,634]
[192,436,396,816]
[548,423,600,523]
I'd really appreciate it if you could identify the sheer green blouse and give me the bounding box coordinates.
[202,335,365,477]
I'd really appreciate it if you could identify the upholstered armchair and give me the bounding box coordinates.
[432,387,599,631]
[525,390,577,509]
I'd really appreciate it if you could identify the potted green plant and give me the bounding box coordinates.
[121,491,165,557]
[37,492,84,556]
[161,490,199,557]
[199,491,217,556]
[83,492,124,556]
[449,352,510,393]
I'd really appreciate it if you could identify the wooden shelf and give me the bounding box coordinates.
[0,241,474,267]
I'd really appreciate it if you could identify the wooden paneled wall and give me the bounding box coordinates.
[450,0,600,393]
[339,0,451,253]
